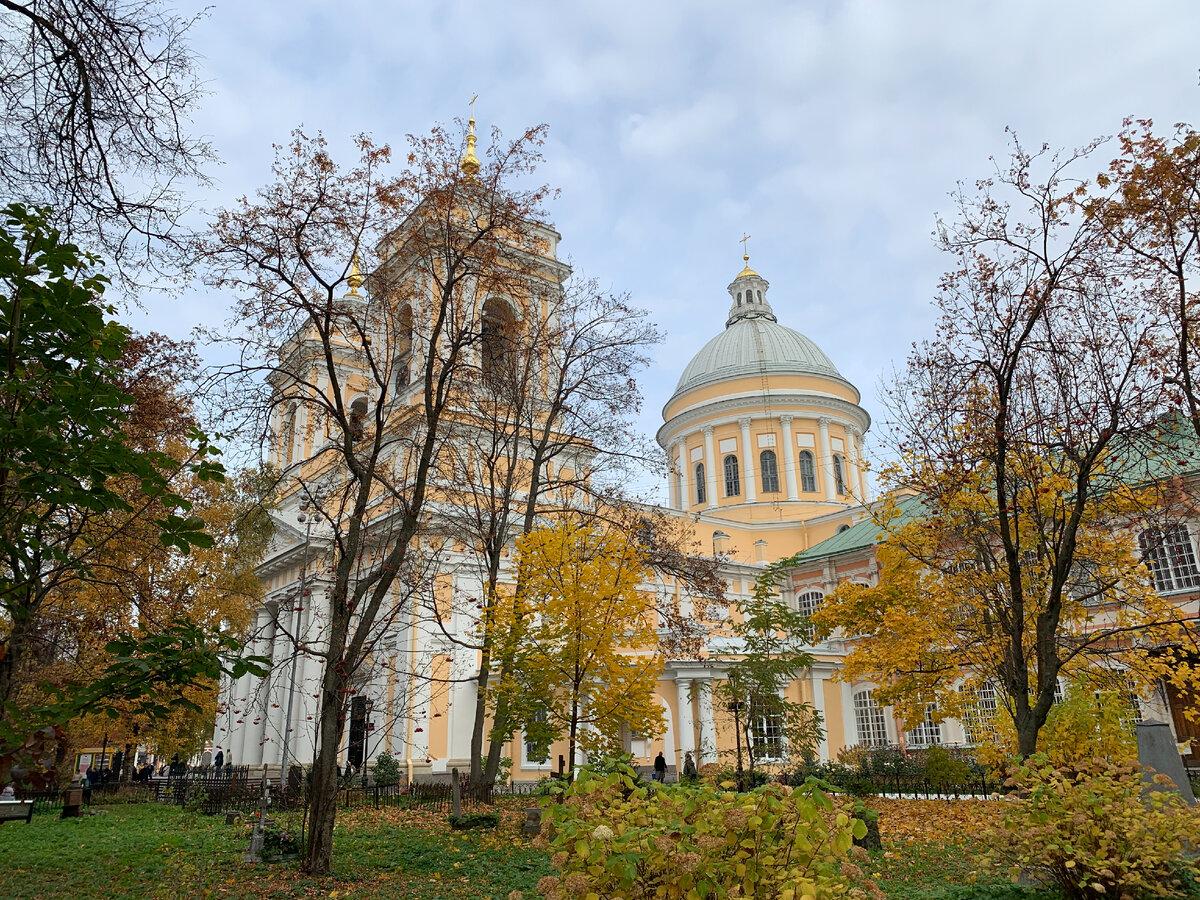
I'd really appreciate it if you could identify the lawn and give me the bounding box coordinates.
[0,797,1053,898]
[0,802,550,899]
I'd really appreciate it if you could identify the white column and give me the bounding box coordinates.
[676,441,688,510]
[779,415,799,500]
[818,417,836,502]
[261,603,292,766]
[854,429,872,501]
[847,427,863,500]
[840,681,859,750]
[810,668,829,761]
[738,417,756,502]
[697,678,719,764]
[675,679,696,764]
[243,607,273,766]
[702,426,718,509]
[667,444,678,509]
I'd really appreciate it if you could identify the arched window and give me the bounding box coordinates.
[962,682,999,745]
[759,449,780,493]
[736,291,743,306]
[853,690,890,748]
[798,450,817,492]
[695,463,706,504]
[481,297,518,389]
[723,454,740,497]
[394,304,413,392]
[1138,524,1200,592]
[837,524,851,533]
[833,455,847,495]
[797,590,823,617]
[349,396,368,442]
[905,704,942,748]
[756,290,762,302]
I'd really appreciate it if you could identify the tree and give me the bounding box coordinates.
[505,519,664,777]
[1089,120,1200,438]
[199,123,554,874]
[712,562,822,787]
[428,270,722,784]
[0,0,213,283]
[0,204,227,783]
[812,139,1200,757]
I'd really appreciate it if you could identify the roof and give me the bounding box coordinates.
[790,494,927,564]
[673,316,842,396]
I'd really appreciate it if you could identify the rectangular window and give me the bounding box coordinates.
[1139,524,1200,593]
[524,710,549,766]
[961,682,999,745]
[750,704,785,761]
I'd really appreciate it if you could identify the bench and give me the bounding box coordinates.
[0,800,34,824]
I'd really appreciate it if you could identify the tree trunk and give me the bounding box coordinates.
[567,696,579,782]
[469,653,491,783]
[302,618,349,876]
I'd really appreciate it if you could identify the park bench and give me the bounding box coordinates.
[0,799,35,824]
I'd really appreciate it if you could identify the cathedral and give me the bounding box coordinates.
[212,128,1195,779]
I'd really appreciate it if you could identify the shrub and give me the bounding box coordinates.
[540,759,872,899]
[372,752,400,787]
[924,746,971,788]
[983,755,1200,898]
[448,811,500,830]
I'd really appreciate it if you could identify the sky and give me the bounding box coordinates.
[134,0,1200,502]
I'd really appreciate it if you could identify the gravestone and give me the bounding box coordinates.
[1137,720,1195,804]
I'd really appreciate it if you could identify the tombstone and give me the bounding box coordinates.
[450,768,462,818]
[521,806,542,839]
[61,775,84,819]
[1137,720,1196,804]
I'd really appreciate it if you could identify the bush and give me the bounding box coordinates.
[372,752,400,787]
[448,811,500,830]
[983,755,1200,898]
[540,759,872,899]
[924,746,971,788]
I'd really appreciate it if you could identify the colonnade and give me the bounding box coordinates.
[667,414,867,511]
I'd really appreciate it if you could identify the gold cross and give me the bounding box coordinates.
[740,232,751,261]
[468,94,478,116]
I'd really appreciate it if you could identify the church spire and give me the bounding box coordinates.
[460,94,481,177]
[737,232,758,279]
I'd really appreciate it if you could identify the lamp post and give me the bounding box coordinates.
[278,501,315,787]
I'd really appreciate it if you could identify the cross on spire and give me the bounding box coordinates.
[740,232,751,262]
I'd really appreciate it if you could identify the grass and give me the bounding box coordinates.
[0,796,1067,899]
[0,802,550,898]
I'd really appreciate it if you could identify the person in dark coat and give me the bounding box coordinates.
[213,749,224,769]
[653,751,667,783]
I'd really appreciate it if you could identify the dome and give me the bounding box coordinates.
[673,317,842,395]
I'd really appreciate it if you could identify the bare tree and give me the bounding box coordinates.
[429,275,720,784]
[846,136,1198,757]
[0,0,212,283]
[198,123,554,875]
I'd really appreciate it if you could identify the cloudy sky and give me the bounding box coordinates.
[136,0,1200,501]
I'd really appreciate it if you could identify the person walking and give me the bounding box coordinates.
[682,751,697,783]
[653,751,667,783]
[214,749,224,769]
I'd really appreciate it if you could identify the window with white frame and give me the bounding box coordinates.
[905,704,942,748]
[749,702,786,761]
[853,689,890,748]
[523,709,549,767]
[961,681,999,745]
[797,590,823,618]
[695,463,706,504]
[1138,524,1200,593]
